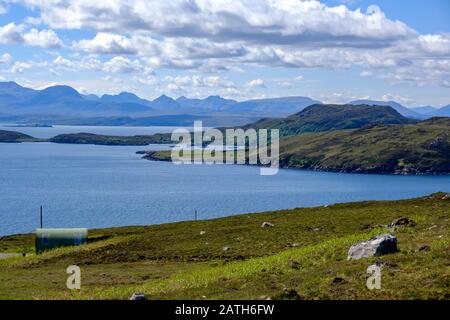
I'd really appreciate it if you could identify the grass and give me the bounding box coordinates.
[0,193,448,300]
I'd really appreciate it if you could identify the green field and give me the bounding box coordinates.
[0,194,448,300]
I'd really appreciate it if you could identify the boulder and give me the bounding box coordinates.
[332,277,346,285]
[261,222,275,228]
[347,234,397,260]
[129,292,149,300]
[223,246,231,252]
[388,217,415,228]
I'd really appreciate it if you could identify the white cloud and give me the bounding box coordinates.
[102,56,142,73]
[10,61,32,73]
[0,52,12,64]
[20,0,415,47]
[245,78,266,88]
[360,70,373,77]
[23,28,62,48]
[77,33,139,54]
[0,23,24,43]
[381,93,414,105]
[0,22,62,48]
[2,0,449,96]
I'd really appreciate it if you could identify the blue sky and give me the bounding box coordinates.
[0,0,449,107]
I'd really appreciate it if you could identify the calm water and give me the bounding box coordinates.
[1,140,450,236]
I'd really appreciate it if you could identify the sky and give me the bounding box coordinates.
[0,0,449,107]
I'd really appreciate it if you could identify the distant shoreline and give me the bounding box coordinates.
[137,150,450,176]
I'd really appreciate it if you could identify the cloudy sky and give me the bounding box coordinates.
[0,0,449,106]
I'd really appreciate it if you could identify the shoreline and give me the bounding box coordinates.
[137,150,450,176]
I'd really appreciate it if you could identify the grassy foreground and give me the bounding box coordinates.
[0,193,449,300]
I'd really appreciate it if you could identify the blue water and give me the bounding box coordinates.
[1,141,450,236]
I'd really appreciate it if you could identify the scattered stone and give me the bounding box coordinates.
[306,226,321,231]
[332,277,346,285]
[129,292,149,300]
[388,217,416,228]
[289,243,300,248]
[199,231,206,235]
[442,193,450,200]
[419,245,431,252]
[347,234,398,260]
[259,295,271,300]
[261,222,275,228]
[272,288,301,300]
[428,225,438,230]
[223,246,231,252]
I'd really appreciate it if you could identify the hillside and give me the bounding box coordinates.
[242,104,415,137]
[141,118,450,175]
[0,194,448,299]
[0,130,41,143]
[277,117,450,174]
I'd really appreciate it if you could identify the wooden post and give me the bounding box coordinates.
[195,210,197,221]
[40,206,43,228]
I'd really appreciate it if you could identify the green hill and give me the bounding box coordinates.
[277,117,450,174]
[0,130,40,143]
[243,104,416,137]
[140,118,450,174]
[0,194,448,299]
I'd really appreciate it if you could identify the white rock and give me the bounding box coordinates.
[347,234,397,260]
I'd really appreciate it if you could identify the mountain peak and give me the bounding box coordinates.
[155,94,173,100]
[40,85,80,96]
[117,92,139,98]
[151,94,179,109]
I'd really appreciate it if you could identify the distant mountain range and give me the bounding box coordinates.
[0,81,447,126]
[348,99,450,119]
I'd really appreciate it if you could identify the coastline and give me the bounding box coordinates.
[137,150,450,176]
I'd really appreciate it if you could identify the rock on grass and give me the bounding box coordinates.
[347,234,397,260]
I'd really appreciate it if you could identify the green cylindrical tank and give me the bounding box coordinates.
[35,228,88,253]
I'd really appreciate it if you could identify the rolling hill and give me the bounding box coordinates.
[277,117,450,174]
[141,117,450,175]
[242,104,416,137]
[0,130,40,143]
